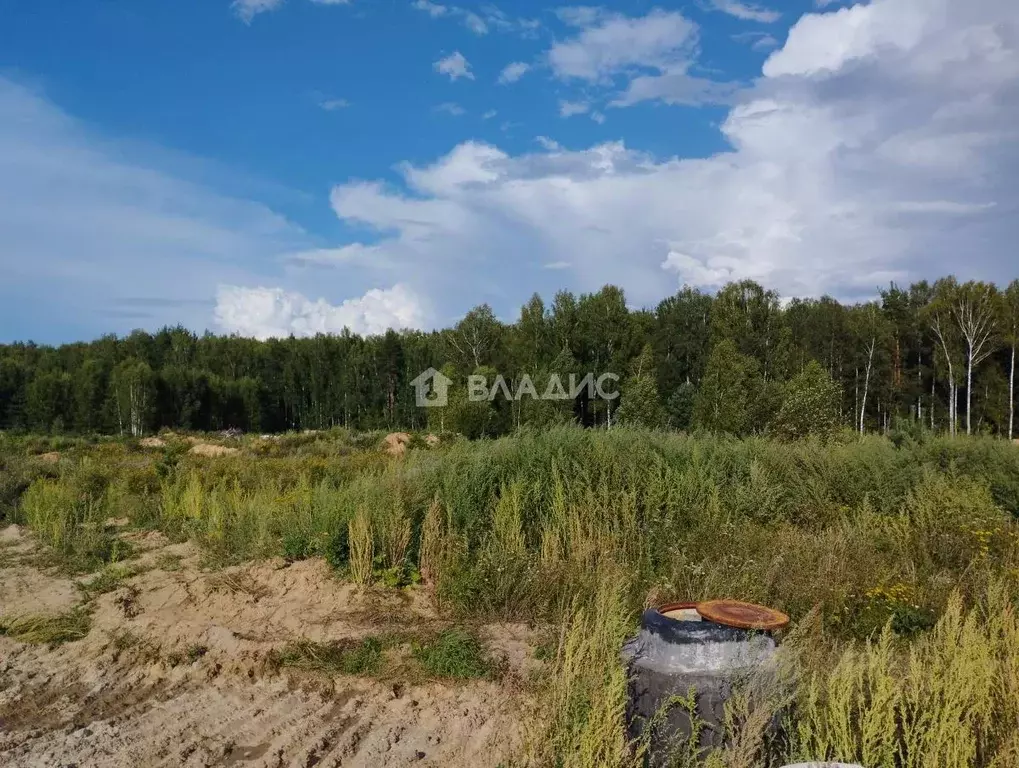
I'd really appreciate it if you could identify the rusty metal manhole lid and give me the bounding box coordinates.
[695,600,790,631]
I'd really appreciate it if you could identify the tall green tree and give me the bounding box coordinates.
[73,358,108,432]
[693,340,758,435]
[653,287,712,396]
[615,344,664,428]
[771,360,842,441]
[111,358,155,437]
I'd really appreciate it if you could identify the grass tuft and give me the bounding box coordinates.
[412,629,494,680]
[272,636,386,676]
[0,608,92,645]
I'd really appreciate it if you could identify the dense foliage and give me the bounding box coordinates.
[3,277,1018,440]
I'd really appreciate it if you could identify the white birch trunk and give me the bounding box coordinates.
[1010,345,1015,441]
[860,338,875,435]
[966,345,974,436]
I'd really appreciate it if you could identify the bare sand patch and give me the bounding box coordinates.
[0,528,533,768]
[189,443,240,458]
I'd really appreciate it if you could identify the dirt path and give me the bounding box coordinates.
[0,526,538,767]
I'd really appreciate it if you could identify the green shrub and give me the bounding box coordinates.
[413,629,492,679]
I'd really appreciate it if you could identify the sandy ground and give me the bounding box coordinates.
[0,525,540,768]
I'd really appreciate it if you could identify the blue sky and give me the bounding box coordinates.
[0,0,1015,342]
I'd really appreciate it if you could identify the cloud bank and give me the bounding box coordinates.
[214,284,427,339]
[318,0,1017,313]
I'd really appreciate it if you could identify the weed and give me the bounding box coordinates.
[348,508,373,585]
[282,531,310,562]
[114,585,141,618]
[153,552,183,571]
[206,570,268,600]
[527,570,632,768]
[272,637,385,676]
[413,629,493,680]
[79,563,137,598]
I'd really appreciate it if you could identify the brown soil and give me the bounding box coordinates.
[0,525,537,767]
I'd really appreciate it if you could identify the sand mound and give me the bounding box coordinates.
[85,557,441,658]
[138,437,166,449]
[0,563,79,619]
[383,432,412,457]
[0,659,521,768]
[0,525,79,618]
[0,530,530,768]
[188,443,240,458]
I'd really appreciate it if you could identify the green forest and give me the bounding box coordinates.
[2,277,1018,440]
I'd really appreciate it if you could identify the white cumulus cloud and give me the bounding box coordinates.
[705,0,780,23]
[310,0,1017,317]
[434,51,475,81]
[548,9,698,81]
[559,100,591,117]
[231,0,284,23]
[214,284,427,339]
[412,0,448,16]
[546,9,737,109]
[462,11,488,34]
[498,62,531,84]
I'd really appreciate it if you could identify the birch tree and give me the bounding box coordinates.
[852,303,887,435]
[925,279,962,436]
[951,281,998,435]
[111,358,155,437]
[1003,280,1019,440]
[449,305,501,371]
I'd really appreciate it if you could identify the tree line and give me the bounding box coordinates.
[1,277,1017,439]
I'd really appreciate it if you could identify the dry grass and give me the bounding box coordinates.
[0,608,92,645]
[348,507,373,585]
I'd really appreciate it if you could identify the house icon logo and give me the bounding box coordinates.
[410,367,454,407]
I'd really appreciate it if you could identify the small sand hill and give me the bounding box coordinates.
[188,443,240,458]
[0,525,536,768]
[383,432,412,457]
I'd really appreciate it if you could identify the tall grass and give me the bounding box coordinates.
[348,507,373,585]
[17,462,130,569]
[529,568,634,768]
[7,428,1019,765]
[790,583,1019,767]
